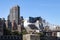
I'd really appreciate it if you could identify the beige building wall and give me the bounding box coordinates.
[18,25,21,33]
[23,34,40,40]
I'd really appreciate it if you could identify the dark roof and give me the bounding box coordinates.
[28,24,38,30]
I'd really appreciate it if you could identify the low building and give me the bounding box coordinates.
[23,34,40,40]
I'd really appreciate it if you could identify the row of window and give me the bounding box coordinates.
[0,36,21,39]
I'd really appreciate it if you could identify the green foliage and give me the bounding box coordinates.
[12,31,21,35]
[21,29,27,35]
[4,28,21,35]
[4,28,12,35]
[37,32,44,37]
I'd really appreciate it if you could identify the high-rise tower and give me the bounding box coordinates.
[9,5,20,24]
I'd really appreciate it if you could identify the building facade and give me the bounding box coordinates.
[29,17,42,23]
[0,18,6,35]
[9,5,20,24]
[23,34,40,40]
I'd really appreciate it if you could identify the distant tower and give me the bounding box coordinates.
[9,5,20,24]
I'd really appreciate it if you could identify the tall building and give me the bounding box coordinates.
[12,20,17,31]
[9,5,20,24]
[0,18,6,35]
[5,20,12,30]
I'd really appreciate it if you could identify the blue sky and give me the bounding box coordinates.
[0,0,60,25]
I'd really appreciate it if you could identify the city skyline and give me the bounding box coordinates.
[0,0,60,25]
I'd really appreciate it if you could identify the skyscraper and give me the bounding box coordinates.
[9,5,20,24]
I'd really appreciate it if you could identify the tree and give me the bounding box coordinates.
[4,28,12,35]
[21,29,27,35]
[12,31,21,35]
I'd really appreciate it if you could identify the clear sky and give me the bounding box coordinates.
[0,0,60,25]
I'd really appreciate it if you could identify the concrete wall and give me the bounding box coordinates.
[23,34,40,40]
